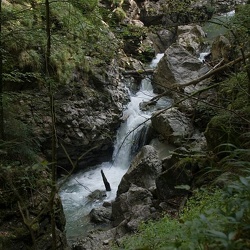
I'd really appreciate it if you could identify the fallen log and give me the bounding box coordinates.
[101,170,111,191]
[122,68,154,76]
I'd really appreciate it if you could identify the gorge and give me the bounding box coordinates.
[0,0,249,249]
[59,53,172,243]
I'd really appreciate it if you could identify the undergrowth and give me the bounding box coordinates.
[117,170,250,249]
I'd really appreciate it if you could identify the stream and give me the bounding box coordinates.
[59,10,235,243]
[202,10,235,42]
[59,53,173,243]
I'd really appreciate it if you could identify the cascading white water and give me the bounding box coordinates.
[59,53,171,242]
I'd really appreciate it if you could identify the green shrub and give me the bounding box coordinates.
[118,170,250,249]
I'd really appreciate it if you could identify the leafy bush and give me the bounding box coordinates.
[118,170,250,249]
[0,95,40,163]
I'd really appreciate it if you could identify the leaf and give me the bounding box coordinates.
[239,176,249,186]
[174,185,190,190]
[228,231,236,241]
[235,209,244,221]
[207,230,227,239]
[200,214,207,222]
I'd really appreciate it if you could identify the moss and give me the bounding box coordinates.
[2,0,120,88]
[112,7,126,22]
[205,109,250,153]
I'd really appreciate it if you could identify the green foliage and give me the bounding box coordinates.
[114,24,152,61]
[112,7,126,22]
[0,162,49,203]
[204,71,250,153]
[230,4,250,52]
[2,0,120,87]
[118,170,250,249]
[0,161,52,248]
[0,95,40,163]
[70,0,98,13]
[218,72,249,110]
[18,49,42,71]
[194,103,217,131]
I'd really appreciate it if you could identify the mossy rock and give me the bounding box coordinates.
[205,110,250,152]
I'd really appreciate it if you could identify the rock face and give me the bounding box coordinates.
[10,60,129,171]
[112,145,162,230]
[116,145,162,196]
[148,29,176,53]
[211,35,232,63]
[89,206,112,224]
[138,0,213,26]
[177,24,207,55]
[112,185,155,230]
[153,44,208,92]
[151,108,194,146]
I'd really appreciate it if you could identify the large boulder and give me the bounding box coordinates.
[7,59,129,171]
[112,145,162,232]
[139,0,213,26]
[152,44,211,112]
[151,108,194,146]
[116,145,162,196]
[89,206,112,224]
[148,29,176,53]
[152,44,209,93]
[112,185,154,230]
[211,35,232,63]
[177,24,207,55]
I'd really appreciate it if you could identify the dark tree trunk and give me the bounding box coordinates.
[0,0,4,141]
[45,1,57,249]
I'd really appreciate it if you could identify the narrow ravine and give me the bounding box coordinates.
[59,53,172,242]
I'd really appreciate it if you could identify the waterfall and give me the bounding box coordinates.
[59,54,171,242]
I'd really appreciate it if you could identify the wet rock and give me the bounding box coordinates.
[72,228,116,250]
[89,207,112,224]
[151,108,194,146]
[117,145,162,196]
[87,190,107,201]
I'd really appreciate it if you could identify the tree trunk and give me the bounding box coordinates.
[45,0,57,249]
[0,0,4,141]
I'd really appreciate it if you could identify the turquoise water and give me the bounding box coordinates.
[202,10,235,43]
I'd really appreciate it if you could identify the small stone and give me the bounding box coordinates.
[103,201,111,207]
[103,239,109,245]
